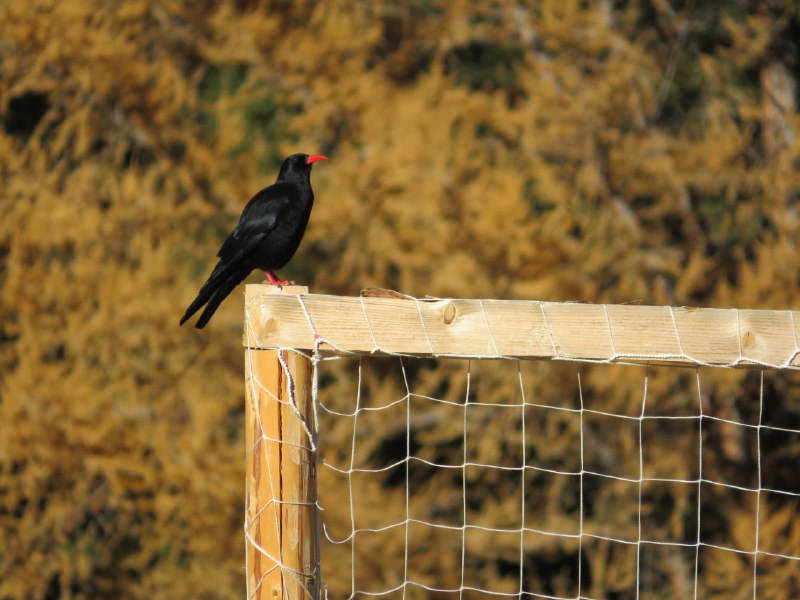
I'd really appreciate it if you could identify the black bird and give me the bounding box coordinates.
[180,153,327,329]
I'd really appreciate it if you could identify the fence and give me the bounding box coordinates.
[243,285,800,599]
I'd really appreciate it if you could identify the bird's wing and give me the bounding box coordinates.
[199,186,294,293]
[180,184,295,327]
[218,184,294,260]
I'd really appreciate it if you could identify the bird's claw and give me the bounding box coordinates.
[261,277,296,286]
[262,271,294,286]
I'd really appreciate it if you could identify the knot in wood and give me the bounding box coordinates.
[443,304,457,324]
[742,330,755,349]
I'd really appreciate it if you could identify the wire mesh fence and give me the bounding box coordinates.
[244,289,800,599]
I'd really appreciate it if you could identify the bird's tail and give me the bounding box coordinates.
[193,275,242,329]
[180,268,247,328]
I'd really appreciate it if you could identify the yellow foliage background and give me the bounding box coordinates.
[1,0,800,598]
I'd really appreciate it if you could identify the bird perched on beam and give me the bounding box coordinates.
[180,153,327,329]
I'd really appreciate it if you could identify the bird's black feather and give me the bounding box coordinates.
[179,232,266,326]
[180,153,324,329]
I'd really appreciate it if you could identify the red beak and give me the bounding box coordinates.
[306,154,328,165]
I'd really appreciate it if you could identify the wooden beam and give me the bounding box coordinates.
[245,285,320,600]
[243,286,800,370]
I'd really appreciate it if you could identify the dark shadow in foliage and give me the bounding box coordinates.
[374,430,421,488]
[123,141,157,169]
[445,40,526,105]
[367,3,437,84]
[520,547,581,598]
[524,179,556,219]
[638,1,761,130]
[3,91,49,139]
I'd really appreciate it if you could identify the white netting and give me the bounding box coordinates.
[244,295,800,599]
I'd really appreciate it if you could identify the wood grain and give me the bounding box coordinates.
[243,286,800,369]
[245,286,319,600]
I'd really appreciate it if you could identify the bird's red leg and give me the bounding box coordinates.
[262,270,295,286]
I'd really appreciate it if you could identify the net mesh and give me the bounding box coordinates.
[244,295,800,599]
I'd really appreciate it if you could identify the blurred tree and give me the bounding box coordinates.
[1,0,799,598]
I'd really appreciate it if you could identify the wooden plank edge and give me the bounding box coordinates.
[243,286,800,370]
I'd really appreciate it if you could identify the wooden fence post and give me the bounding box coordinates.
[244,285,319,600]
